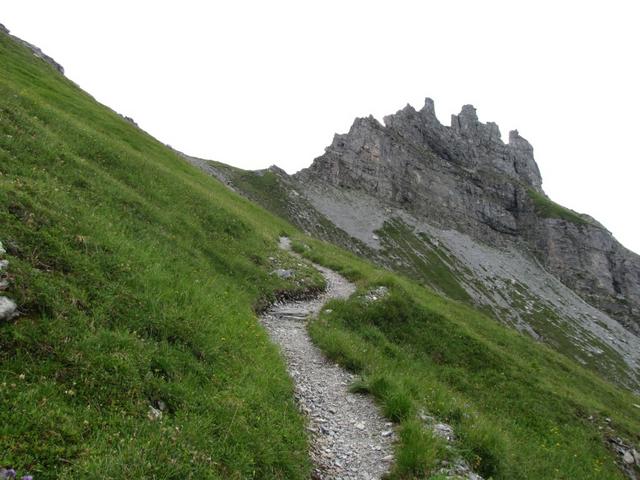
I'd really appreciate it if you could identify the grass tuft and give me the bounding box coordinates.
[528,188,590,225]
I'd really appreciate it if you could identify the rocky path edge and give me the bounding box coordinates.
[260,237,395,480]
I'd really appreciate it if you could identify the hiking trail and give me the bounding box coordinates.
[260,237,395,479]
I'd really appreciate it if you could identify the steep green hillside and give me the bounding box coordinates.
[0,32,325,479]
[199,164,640,393]
[200,162,374,257]
[1,29,639,480]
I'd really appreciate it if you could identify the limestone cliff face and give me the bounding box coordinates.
[530,218,640,334]
[298,101,542,241]
[295,99,640,334]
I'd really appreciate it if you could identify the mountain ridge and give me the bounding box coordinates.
[190,99,640,391]
[294,98,640,335]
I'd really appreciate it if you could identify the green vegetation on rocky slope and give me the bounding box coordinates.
[292,238,640,479]
[209,164,374,255]
[528,188,590,225]
[210,164,640,393]
[376,219,471,303]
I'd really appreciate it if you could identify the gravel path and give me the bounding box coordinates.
[260,239,395,479]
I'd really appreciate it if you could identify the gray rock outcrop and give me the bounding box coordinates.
[295,99,640,336]
[0,296,17,322]
[0,241,17,322]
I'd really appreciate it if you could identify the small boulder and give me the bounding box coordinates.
[622,450,634,465]
[433,422,455,441]
[272,268,294,279]
[0,296,17,321]
[364,286,389,303]
[147,405,163,421]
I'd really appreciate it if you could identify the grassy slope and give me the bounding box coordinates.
[291,238,640,479]
[0,33,328,479]
[224,168,292,221]
[376,218,471,303]
[528,188,590,225]
[214,168,640,390]
[210,164,373,255]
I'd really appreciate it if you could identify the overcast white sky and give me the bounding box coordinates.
[3,1,639,253]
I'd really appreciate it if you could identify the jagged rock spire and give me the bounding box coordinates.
[421,97,436,116]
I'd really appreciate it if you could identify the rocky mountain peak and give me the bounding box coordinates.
[294,97,640,340]
[451,103,503,145]
[508,129,532,151]
[420,97,436,116]
[187,95,640,391]
[309,98,543,193]
[348,115,382,134]
[451,103,478,128]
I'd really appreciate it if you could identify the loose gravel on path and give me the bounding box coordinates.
[259,238,395,479]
